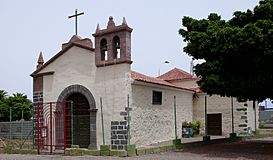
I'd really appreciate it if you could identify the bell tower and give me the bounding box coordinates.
[93,16,133,67]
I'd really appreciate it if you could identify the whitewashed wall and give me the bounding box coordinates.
[38,46,132,149]
[130,82,193,147]
[170,79,199,89]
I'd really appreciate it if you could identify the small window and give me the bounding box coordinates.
[104,51,108,61]
[113,36,120,59]
[152,91,162,105]
[100,39,108,61]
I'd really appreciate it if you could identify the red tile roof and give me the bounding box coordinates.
[157,68,195,81]
[190,87,202,93]
[131,71,194,92]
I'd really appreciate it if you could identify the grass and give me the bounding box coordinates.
[252,129,273,137]
[0,139,33,153]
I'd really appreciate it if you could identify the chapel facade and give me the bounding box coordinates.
[31,17,258,150]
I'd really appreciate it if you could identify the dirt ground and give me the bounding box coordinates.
[0,137,272,160]
[177,138,273,160]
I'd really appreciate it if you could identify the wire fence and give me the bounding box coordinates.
[0,121,32,140]
[0,121,33,150]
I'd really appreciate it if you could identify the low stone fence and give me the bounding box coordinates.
[0,121,32,139]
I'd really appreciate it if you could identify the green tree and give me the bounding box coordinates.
[179,0,273,101]
[0,90,8,100]
[0,90,9,121]
[0,90,32,121]
[7,93,32,121]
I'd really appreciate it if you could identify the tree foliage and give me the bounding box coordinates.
[0,90,32,121]
[179,0,273,101]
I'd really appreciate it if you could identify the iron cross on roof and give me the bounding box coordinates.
[68,9,84,35]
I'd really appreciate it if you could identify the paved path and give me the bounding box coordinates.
[0,138,273,160]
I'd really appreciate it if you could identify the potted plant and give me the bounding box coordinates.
[182,121,193,138]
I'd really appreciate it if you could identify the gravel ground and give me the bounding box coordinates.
[0,138,272,160]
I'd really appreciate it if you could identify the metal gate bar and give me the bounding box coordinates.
[34,102,67,154]
[63,101,66,150]
[50,102,52,153]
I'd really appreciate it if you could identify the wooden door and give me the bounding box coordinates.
[207,113,222,135]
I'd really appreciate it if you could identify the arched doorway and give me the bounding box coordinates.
[66,93,90,148]
[57,85,97,149]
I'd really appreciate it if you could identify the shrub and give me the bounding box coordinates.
[182,120,201,136]
[182,121,191,127]
[191,120,201,135]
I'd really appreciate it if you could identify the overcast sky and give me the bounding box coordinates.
[0,0,259,99]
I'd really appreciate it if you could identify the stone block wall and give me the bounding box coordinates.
[110,106,132,150]
[33,91,43,103]
[111,120,128,150]
[193,94,258,135]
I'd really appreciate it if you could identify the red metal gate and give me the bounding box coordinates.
[34,102,67,154]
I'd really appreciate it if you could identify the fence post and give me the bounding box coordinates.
[9,107,12,139]
[253,100,257,131]
[231,97,234,133]
[174,96,177,140]
[100,97,105,145]
[205,96,207,136]
[127,95,131,145]
[21,120,23,141]
[21,110,23,141]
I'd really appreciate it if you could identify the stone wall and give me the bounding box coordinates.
[110,120,128,150]
[130,82,193,147]
[0,121,32,139]
[33,91,43,103]
[193,93,258,135]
